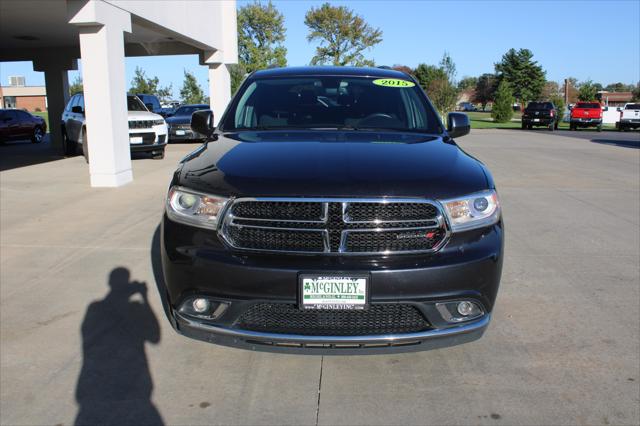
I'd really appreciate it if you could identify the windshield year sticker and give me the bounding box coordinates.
[372,78,415,88]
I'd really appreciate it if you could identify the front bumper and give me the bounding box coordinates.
[160,216,504,353]
[129,124,168,152]
[168,127,204,142]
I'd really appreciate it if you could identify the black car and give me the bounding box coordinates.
[166,104,210,142]
[0,109,47,144]
[160,67,504,354]
[521,101,558,130]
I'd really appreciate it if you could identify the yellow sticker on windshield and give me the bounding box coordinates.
[372,78,415,88]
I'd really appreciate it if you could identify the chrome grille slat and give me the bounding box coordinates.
[220,198,449,255]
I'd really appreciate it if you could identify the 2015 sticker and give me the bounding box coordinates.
[372,78,415,88]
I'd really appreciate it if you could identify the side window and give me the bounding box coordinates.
[65,95,77,112]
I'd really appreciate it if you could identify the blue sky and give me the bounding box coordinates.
[1,0,638,99]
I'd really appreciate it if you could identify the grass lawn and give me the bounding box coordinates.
[33,111,49,132]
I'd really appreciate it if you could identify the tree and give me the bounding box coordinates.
[491,80,514,123]
[304,3,382,66]
[473,73,497,111]
[391,64,414,77]
[604,82,633,92]
[458,76,478,91]
[495,48,546,106]
[69,75,83,96]
[179,70,205,104]
[237,1,287,73]
[414,64,446,90]
[550,94,565,123]
[129,67,172,101]
[542,81,561,100]
[228,63,248,95]
[577,80,598,101]
[632,82,640,101]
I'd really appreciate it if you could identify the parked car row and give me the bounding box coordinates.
[60,93,210,161]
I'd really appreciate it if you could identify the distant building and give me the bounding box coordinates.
[597,91,633,107]
[0,76,47,111]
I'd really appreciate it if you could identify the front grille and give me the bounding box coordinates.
[221,198,447,255]
[129,120,154,129]
[236,303,430,336]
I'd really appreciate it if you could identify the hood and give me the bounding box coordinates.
[127,110,163,120]
[165,115,191,125]
[175,131,490,199]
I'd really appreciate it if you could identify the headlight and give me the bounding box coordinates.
[440,190,500,232]
[153,119,165,125]
[166,187,228,230]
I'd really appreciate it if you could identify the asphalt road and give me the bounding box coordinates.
[1,129,639,425]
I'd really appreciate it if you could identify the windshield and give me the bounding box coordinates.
[220,76,441,133]
[127,96,148,112]
[175,106,208,116]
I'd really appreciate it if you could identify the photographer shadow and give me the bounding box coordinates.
[74,267,164,426]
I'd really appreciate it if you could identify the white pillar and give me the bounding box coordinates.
[208,63,231,126]
[33,58,77,155]
[70,1,132,187]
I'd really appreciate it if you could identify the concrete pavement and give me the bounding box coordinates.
[1,130,639,425]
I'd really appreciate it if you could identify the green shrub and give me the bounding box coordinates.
[491,80,514,123]
[549,95,565,123]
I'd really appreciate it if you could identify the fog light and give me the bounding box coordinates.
[435,300,484,323]
[457,301,474,316]
[192,298,210,313]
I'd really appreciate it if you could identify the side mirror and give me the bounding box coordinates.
[71,106,84,114]
[447,112,470,139]
[191,110,215,139]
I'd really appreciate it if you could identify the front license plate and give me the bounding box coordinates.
[130,136,143,144]
[175,130,186,136]
[533,118,540,122]
[300,274,368,310]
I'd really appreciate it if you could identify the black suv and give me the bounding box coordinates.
[160,67,504,354]
[521,101,558,130]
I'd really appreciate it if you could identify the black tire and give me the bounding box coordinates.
[62,129,76,156]
[521,122,526,130]
[554,121,559,130]
[81,128,89,163]
[31,126,44,143]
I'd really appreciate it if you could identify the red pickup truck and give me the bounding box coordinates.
[570,102,603,131]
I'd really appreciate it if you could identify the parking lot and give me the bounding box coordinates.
[1,129,639,425]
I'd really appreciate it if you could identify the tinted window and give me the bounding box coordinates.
[78,94,85,110]
[625,104,640,110]
[66,95,78,111]
[577,103,601,109]
[175,105,208,116]
[139,95,160,110]
[128,96,148,111]
[221,76,440,133]
[526,102,552,110]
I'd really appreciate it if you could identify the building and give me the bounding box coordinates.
[0,79,48,111]
[0,0,237,187]
[597,91,634,107]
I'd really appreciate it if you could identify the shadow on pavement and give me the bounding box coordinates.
[590,137,640,149]
[0,135,65,171]
[74,267,164,426]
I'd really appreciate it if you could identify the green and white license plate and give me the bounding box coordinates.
[299,274,368,310]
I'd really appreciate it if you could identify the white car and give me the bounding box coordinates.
[61,93,168,160]
[617,103,640,131]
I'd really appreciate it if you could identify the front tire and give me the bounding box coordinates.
[62,129,76,156]
[31,126,44,143]
[81,128,89,163]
